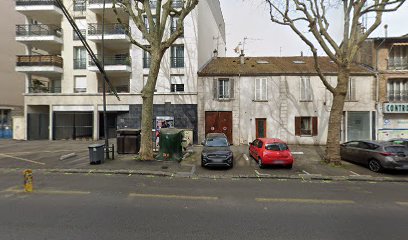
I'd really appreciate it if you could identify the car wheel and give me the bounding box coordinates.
[368,159,382,173]
[286,164,293,169]
[258,157,263,169]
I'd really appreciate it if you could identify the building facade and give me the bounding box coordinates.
[359,35,408,140]
[198,56,375,145]
[0,1,25,139]
[15,0,225,142]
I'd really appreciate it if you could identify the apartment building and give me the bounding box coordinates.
[0,1,25,139]
[198,56,375,145]
[359,35,408,140]
[15,0,225,141]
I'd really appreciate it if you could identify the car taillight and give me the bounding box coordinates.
[380,152,396,156]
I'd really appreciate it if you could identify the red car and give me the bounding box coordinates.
[249,138,294,169]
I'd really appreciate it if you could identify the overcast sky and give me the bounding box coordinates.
[219,1,408,57]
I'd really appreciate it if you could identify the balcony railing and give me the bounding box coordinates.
[15,0,60,7]
[143,57,151,68]
[172,0,183,8]
[88,23,129,35]
[17,55,63,67]
[73,29,86,40]
[73,58,87,69]
[388,90,408,102]
[28,86,61,93]
[170,56,184,68]
[16,24,62,37]
[88,0,124,4]
[89,54,131,66]
[98,85,129,93]
[388,58,408,70]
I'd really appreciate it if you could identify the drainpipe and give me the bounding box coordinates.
[375,37,386,140]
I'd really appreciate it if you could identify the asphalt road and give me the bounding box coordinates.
[0,171,408,240]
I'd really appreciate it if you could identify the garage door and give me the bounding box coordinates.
[205,111,232,143]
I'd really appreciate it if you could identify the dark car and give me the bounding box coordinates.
[201,133,233,168]
[340,140,408,172]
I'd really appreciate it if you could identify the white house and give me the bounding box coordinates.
[197,56,376,145]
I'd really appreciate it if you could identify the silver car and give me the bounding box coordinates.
[340,140,408,172]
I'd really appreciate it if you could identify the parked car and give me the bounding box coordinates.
[249,138,294,169]
[201,133,233,168]
[388,138,408,148]
[340,140,408,172]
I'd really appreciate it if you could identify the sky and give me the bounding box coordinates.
[219,0,408,57]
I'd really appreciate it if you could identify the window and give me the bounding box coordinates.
[170,16,183,36]
[388,46,408,70]
[170,75,184,92]
[73,47,86,69]
[255,78,267,101]
[346,77,356,101]
[300,76,312,101]
[295,116,318,136]
[73,19,86,40]
[213,78,234,100]
[144,15,156,35]
[171,45,184,68]
[143,50,151,68]
[74,76,87,93]
[73,0,86,11]
[387,79,408,102]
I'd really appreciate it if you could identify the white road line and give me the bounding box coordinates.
[255,170,261,176]
[302,170,311,175]
[243,154,249,161]
[129,193,218,201]
[292,152,304,155]
[349,171,360,176]
[255,198,355,204]
[0,153,45,165]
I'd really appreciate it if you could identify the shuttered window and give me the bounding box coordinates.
[255,78,267,101]
[74,76,87,93]
[294,116,318,136]
[346,77,356,101]
[214,78,234,100]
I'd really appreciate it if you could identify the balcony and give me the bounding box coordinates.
[15,0,63,24]
[88,54,131,73]
[16,55,63,77]
[170,57,184,68]
[87,23,130,48]
[16,24,62,52]
[388,90,408,102]
[98,85,129,93]
[28,86,61,94]
[73,29,86,40]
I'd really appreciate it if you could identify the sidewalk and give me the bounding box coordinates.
[1,139,408,182]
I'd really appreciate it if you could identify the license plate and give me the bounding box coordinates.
[274,160,285,164]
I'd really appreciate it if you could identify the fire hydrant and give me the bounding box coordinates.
[23,169,33,192]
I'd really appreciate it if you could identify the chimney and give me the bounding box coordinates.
[300,51,303,57]
[213,49,218,58]
[240,50,245,64]
[384,24,388,38]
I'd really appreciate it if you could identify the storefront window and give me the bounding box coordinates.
[347,112,370,141]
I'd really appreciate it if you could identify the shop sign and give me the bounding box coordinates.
[383,103,408,113]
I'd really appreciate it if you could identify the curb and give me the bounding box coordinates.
[1,167,408,183]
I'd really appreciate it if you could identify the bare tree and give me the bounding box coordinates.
[112,0,199,160]
[265,0,406,164]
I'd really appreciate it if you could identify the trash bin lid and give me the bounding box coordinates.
[117,129,141,135]
[88,143,105,148]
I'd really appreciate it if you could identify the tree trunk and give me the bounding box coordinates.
[325,66,350,164]
[139,51,163,160]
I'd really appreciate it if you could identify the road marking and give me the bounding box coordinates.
[1,187,90,195]
[292,152,304,155]
[129,193,218,201]
[255,198,355,205]
[243,154,249,161]
[0,153,46,165]
[349,171,360,176]
[396,201,408,206]
[302,170,311,175]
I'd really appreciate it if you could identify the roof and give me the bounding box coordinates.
[198,56,373,77]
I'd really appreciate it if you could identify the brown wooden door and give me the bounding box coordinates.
[205,111,233,143]
[256,118,266,138]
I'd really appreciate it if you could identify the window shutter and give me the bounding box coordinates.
[255,78,260,100]
[213,78,218,99]
[229,78,234,99]
[300,77,305,100]
[262,78,267,100]
[312,117,318,136]
[295,117,301,136]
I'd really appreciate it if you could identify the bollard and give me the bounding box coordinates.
[23,169,33,192]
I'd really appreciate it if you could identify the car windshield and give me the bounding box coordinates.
[385,146,407,153]
[265,143,288,151]
[206,138,229,147]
